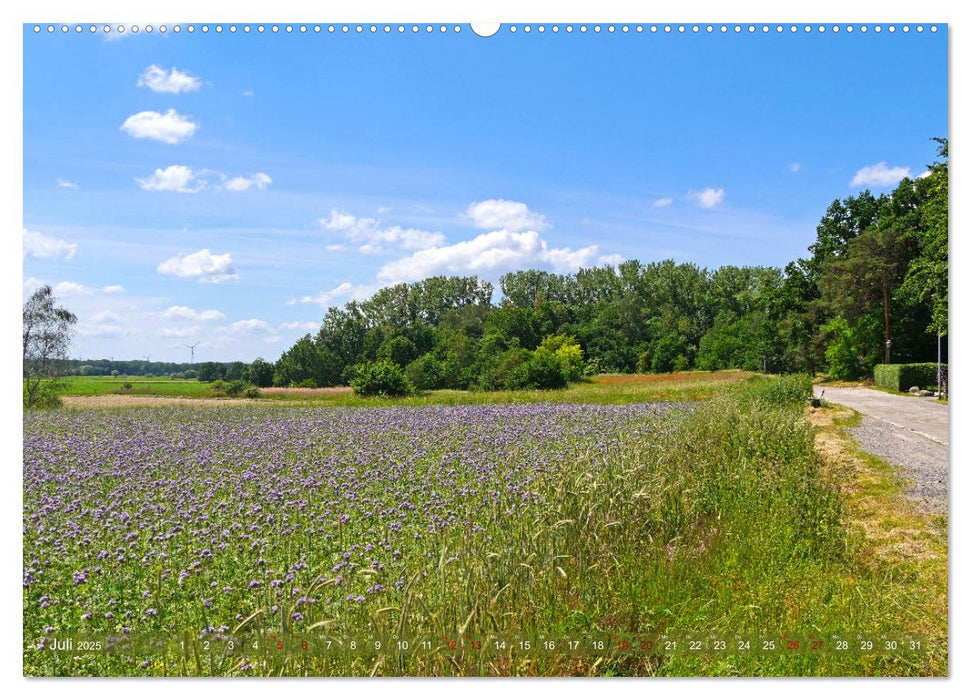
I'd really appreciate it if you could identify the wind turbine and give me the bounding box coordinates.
[184,342,200,364]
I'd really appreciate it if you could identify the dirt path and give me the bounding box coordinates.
[813,386,949,514]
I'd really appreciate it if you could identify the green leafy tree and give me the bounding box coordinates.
[243,357,275,387]
[350,359,415,397]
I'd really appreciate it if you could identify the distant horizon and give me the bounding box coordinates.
[23,24,948,362]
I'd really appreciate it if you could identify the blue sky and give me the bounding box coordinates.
[22,24,948,362]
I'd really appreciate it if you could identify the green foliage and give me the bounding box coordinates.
[243,357,275,387]
[350,360,416,397]
[820,316,882,380]
[23,382,63,409]
[197,362,226,383]
[296,379,318,389]
[538,334,585,382]
[505,351,568,390]
[243,385,262,399]
[873,363,944,392]
[224,379,252,397]
[404,354,444,391]
[378,334,419,367]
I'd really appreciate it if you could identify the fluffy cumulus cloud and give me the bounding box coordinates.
[227,319,273,334]
[137,65,202,94]
[162,305,226,322]
[465,199,550,232]
[120,109,198,144]
[53,281,95,296]
[48,281,124,296]
[319,211,444,254]
[137,165,205,193]
[280,320,322,331]
[378,229,600,282]
[157,249,239,283]
[223,173,272,191]
[136,166,272,193]
[287,281,383,308]
[23,229,77,260]
[850,162,912,188]
[687,187,726,209]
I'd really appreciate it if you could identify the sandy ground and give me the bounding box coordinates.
[813,386,949,514]
[61,395,270,408]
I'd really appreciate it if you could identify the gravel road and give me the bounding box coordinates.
[813,386,949,514]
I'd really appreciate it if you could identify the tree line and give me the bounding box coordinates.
[266,139,946,389]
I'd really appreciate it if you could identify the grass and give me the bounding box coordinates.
[23,374,947,676]
[58,376,217,398]
[56,370,755,407]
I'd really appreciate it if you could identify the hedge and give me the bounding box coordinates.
[873,363,945,392]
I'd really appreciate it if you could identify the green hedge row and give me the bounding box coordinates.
[873,363,945,392]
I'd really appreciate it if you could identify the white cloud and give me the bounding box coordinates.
[288,281,384,308]
[23,229,77,260]
[324,243,348,252]
[280,321,322,331]
[102,285,125,294]
[78,324,124,338]
[136,166,272,193]
[319,211,444,253]
[653,198,673,208]
[137,65,202,94]
[378,229,601,282]
[264,335,283,344]
[228,319,273,334]
[687,187,726,209]
[465,199,550,232]
[157,249,239,283]
[288,281,353,307]
[597,253,624,266]
[162,305,226,322]
[242,90,254,98]
[223,173,272,191]
[57,178,79,189]
[53,281,95,296]
[917,170,933,180]
[120,109,198,144]
[788,162,802,173]
[90,311,120,323]
[850,162,912,187]
[137,165,206,193]
[160,326,202,338]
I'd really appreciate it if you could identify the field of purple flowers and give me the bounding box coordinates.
[24,379,946,676]
[24,403,678,675]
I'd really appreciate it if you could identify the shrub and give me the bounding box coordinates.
[23,382,62,409]
[224,379,250,397]
[243,386,262,399]
[209,379,227,396]
[873,363,944,392]
[475,348,531,391]
[351,360,415,397]
[296,379,318,389]
[505,351,568,390]
[405,354,444,391]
